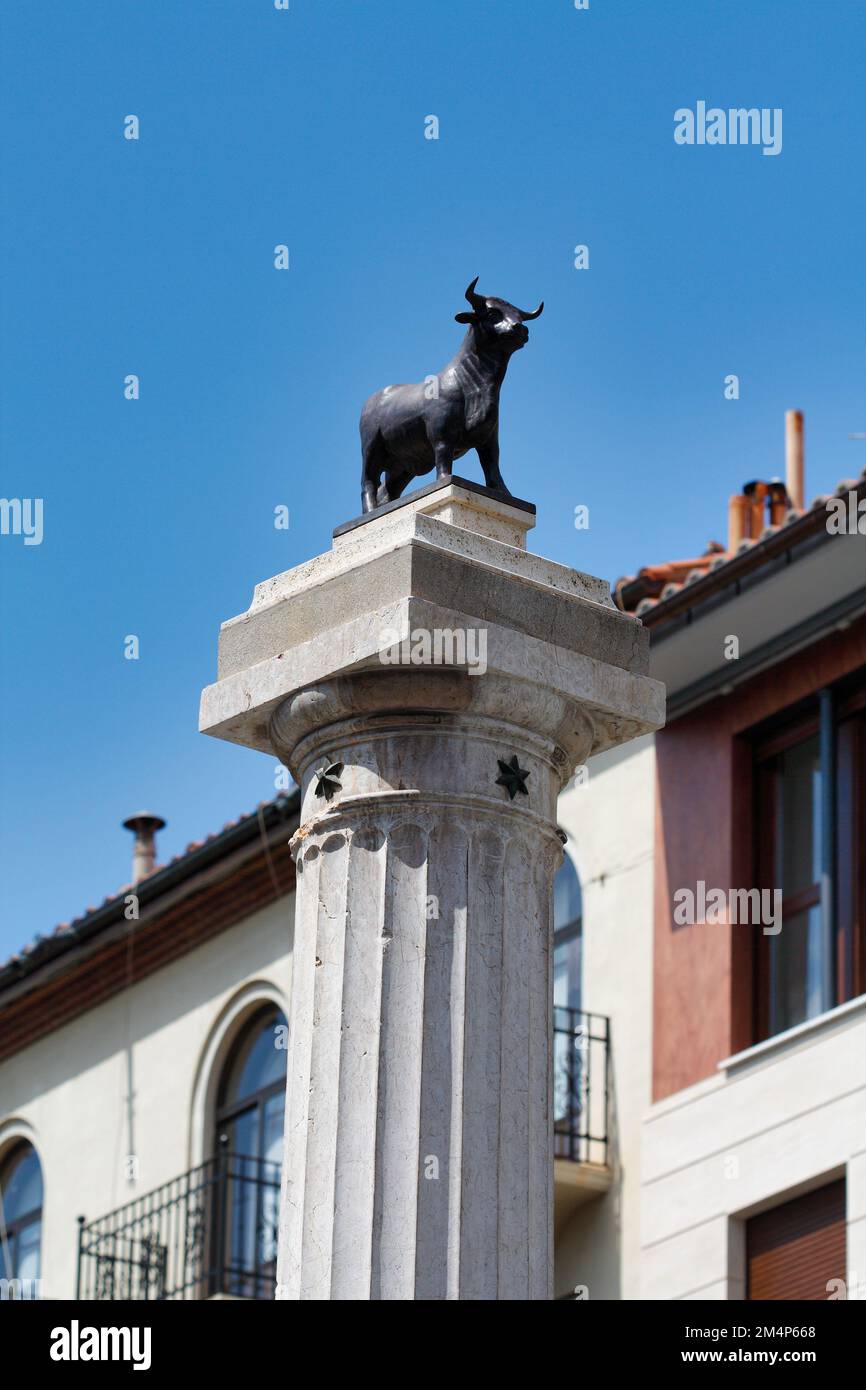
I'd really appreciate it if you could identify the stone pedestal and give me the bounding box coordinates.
[200,478,664,1300]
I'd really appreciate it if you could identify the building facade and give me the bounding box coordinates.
[627,427,866,1300]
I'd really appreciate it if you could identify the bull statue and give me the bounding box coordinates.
[360,277,543,513]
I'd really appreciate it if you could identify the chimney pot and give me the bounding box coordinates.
[785,410,805,510]
[123,812,166,885]
[728,494,749,553]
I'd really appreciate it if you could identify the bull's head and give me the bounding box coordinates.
[455,276,543,353]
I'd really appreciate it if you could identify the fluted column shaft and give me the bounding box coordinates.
[272,671,588,1301]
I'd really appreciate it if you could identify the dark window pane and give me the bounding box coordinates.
[770,905,824,1033]
[221,1009,287,1105]
[259,1095,282,1268]
[554,934,582,1013]
[554,854,582,931]
[225,1107,256,1158]
[776,735,822,899]
[15,1219,41,1283]
[2,1145,43,1222]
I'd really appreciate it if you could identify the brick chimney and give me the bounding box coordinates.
[727,412,806,552]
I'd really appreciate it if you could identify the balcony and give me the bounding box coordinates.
[76,1149,280,1301]
[553,1007,612,1224]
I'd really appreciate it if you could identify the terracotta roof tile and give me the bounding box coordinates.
[616,465,866,620]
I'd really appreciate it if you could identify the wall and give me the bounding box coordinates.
[553,734,656,1300]
[0,894,294,1300]
[641,996,866,1299]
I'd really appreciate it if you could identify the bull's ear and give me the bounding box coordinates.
[455,311,476,324]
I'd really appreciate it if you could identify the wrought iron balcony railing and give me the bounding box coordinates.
[553,1007,610,1167]
[76,1148,280,1301]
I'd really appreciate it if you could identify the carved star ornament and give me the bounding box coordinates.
[314,760,344,801]
[496,755,530,800]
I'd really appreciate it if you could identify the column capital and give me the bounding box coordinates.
[200,486,664,774]
[269,670,597,833]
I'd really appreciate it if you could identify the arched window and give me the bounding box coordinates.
[553,851,582,1014]
[0,1141,43,1289]
[215,1005,287,1297]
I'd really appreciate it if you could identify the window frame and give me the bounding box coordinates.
[752,683,866,1042]
[0,1140,43,1285]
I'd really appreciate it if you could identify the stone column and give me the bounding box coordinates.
[200,479,663,1300]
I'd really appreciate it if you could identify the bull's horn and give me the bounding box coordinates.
[519,301,544,321]
[465,276,485,310]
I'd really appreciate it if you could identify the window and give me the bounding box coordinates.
[0,1142,43,1288]
[755,684,866,1041]
[215,1005,287,1297]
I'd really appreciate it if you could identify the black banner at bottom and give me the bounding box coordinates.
[6,1295,861,1375]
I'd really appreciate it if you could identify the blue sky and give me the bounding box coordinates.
[1,0,864,955]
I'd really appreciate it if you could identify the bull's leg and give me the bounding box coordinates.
[433,442,454,483]
[361,434,385,513]
[379,468,412,506]
[477,436,512,496]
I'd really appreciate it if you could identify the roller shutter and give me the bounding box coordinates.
[747,1179,846,1300]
